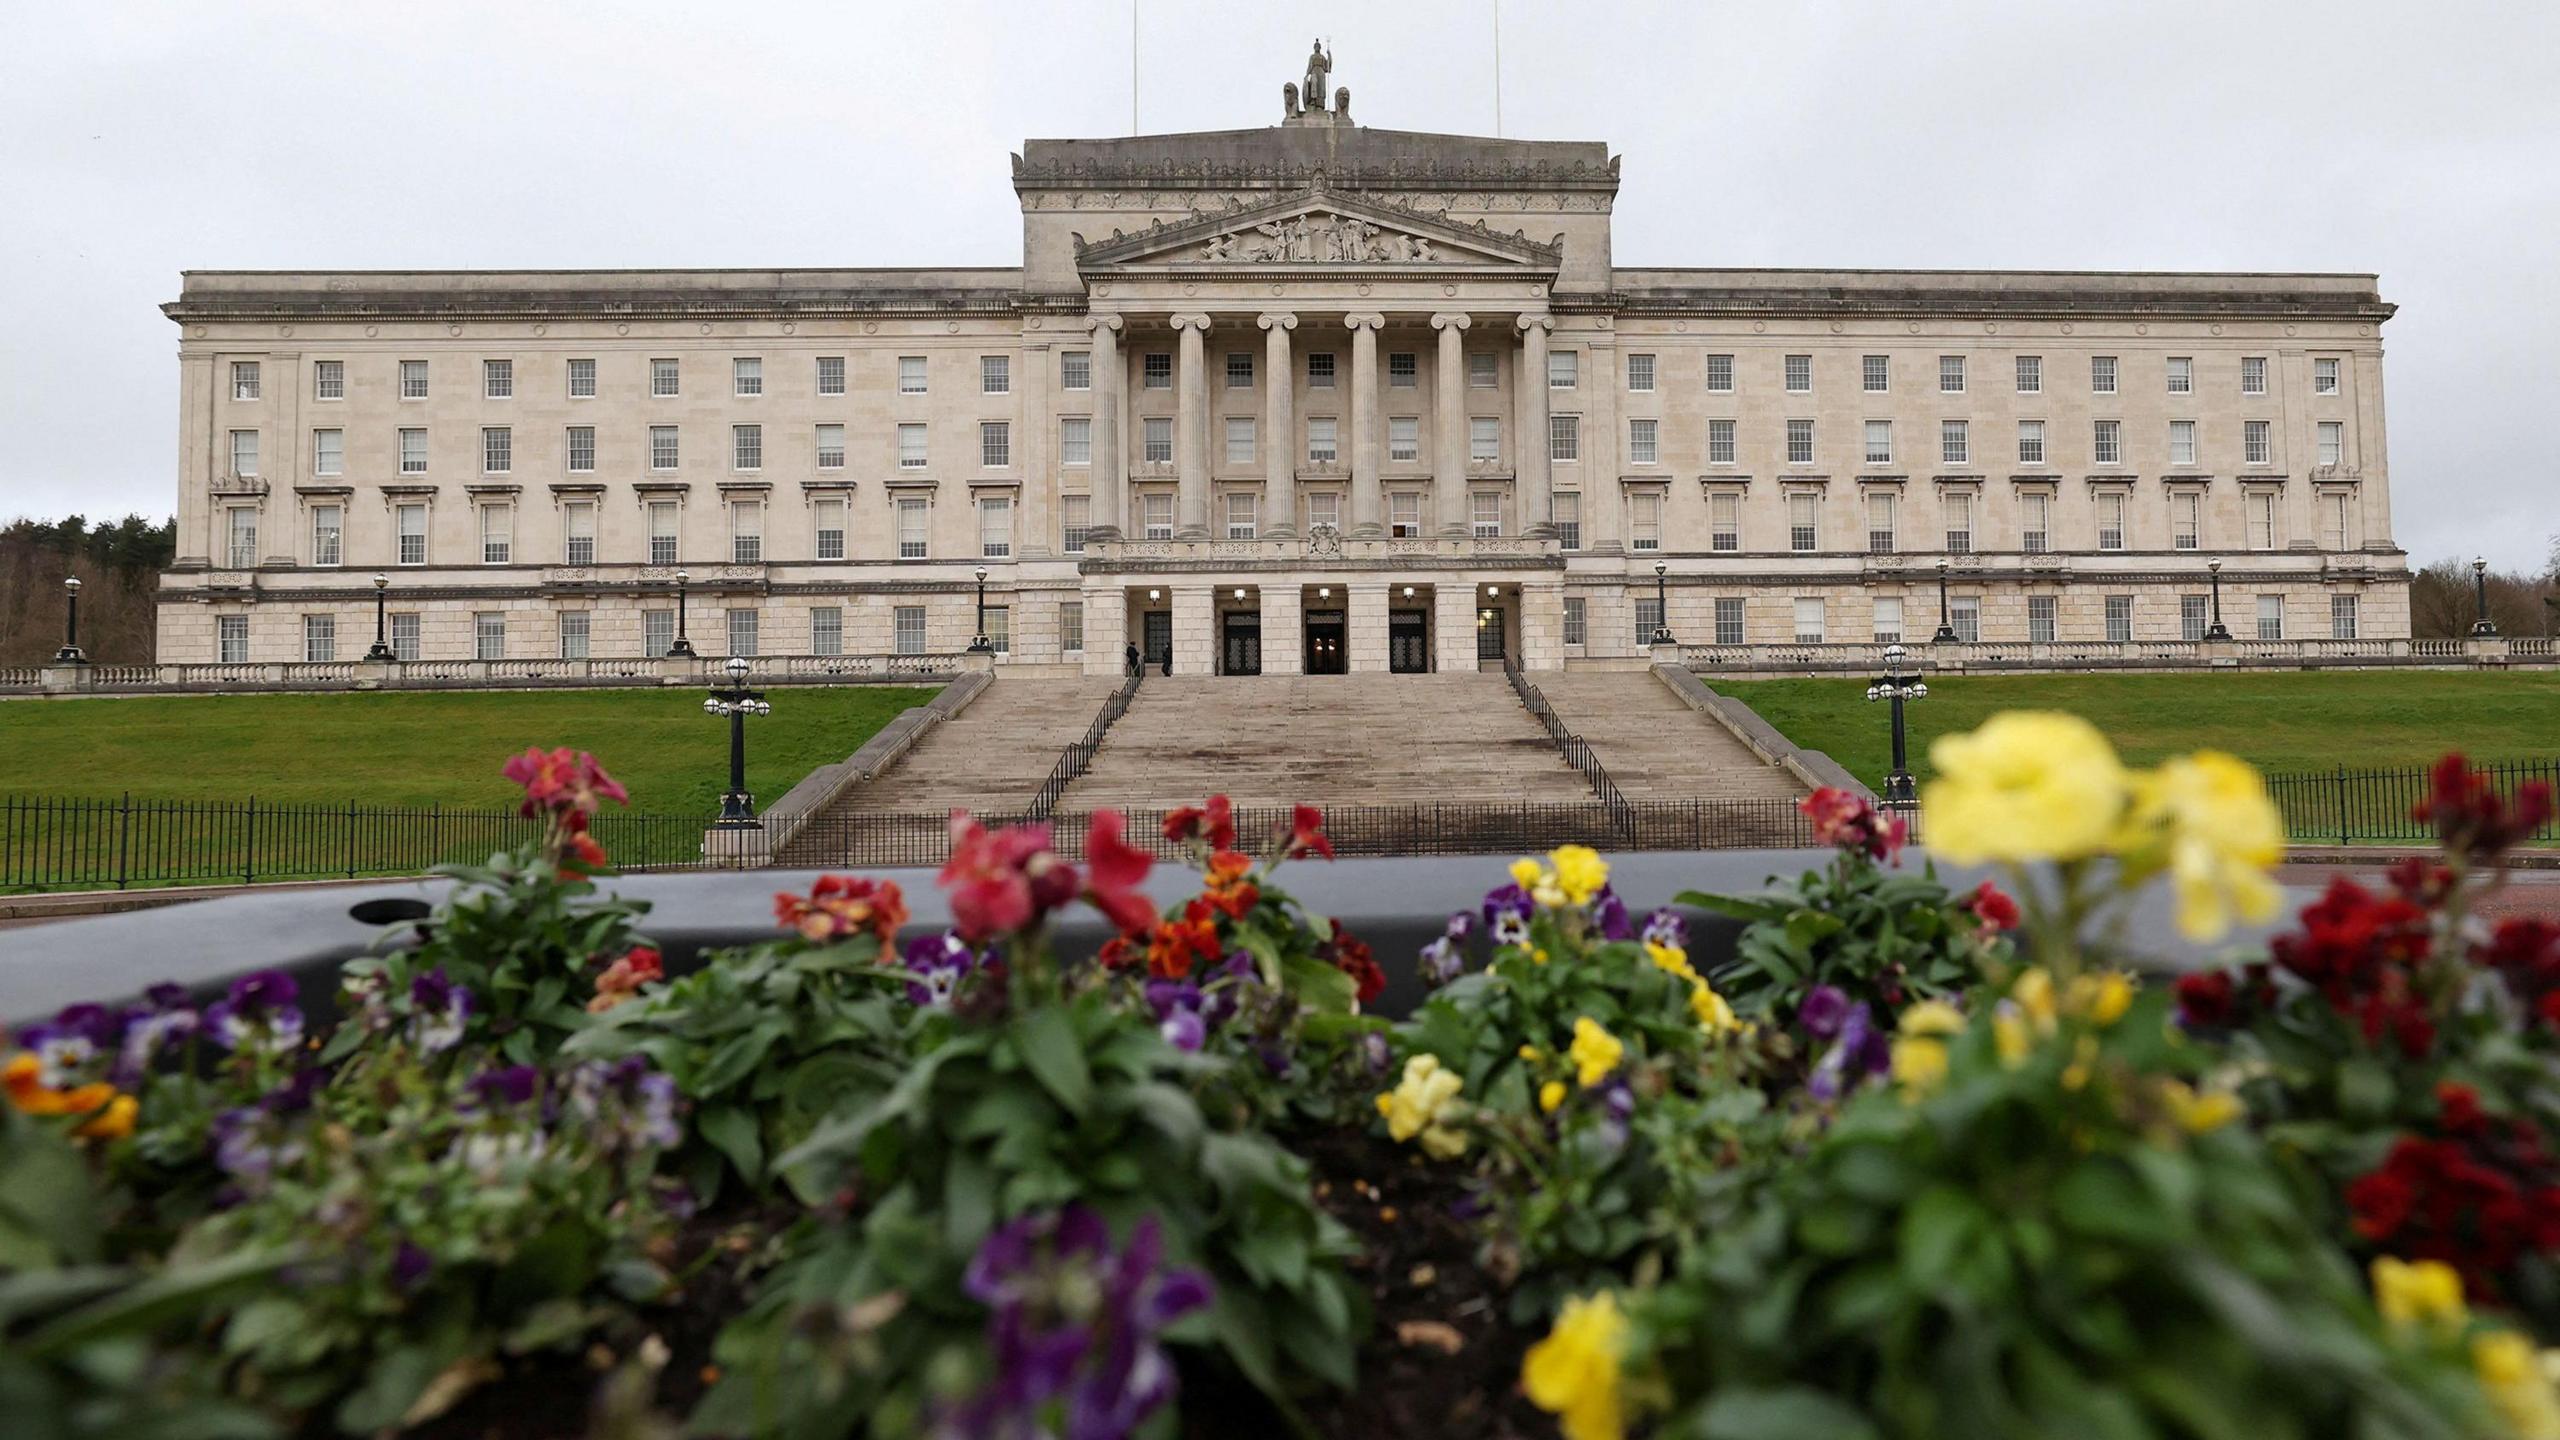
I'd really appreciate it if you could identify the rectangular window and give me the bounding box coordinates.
[1710,492,1739,552]
[1631,491,1663,552]
[642,610,673,657]
[1471,416,1501,462]
[1940,355,1966,393]
[229,429,260,478]
[730,500,763,563]
[1873,596,1904,644]
[2256,595,2284,641]
[303,613,335,663]
[982,606,1009,656]
[2318,421,2344,467]
[2248,490,2278,549]
[313,359,343,400]
[401,359,430,399]
[1554,492,1581,551]
[474,612,505,661]
[727,608,759,658]
[1548,351,1577,389]
[1143,416,1176,463]
[2028,595,2058,643]
[2091,356,2118,394]
[1788,492,1818,552]
[2021,491,2050,554]
[813,497,846,560]
[1706,354,1734,392]
[650,425,679,470]
[1224,491,1258,540]
[1864,420,1892,464]
[1387,352,1414,388]
[1944,490,1974,554]
[2245,419,2272,464]
[1058,601,1084,654]
[558,611,590,660]
[2105,595,2134,643]
[1941,419,1969,465]
[1709,418,1736,464]
[383,611,421,661]
[1866,490,1896,553]
[1786,418,1815,465]
[733,423,762,471]
[2097,492,2125,551]
[313,428,343,476]
[2321,491,2350,549]
[231,360,262,400]
[1562,596,1587,646]
[2170,419,2197,466]
[2016,354,2042,393]
[1386,415,1417,462]
[1060,416,1091,466]
[218,614,249,664]
[899,356,928,394]
[2242,356,2268,395]
[1793,597,1826,644]
[981,355,1010,395]
[2331,594,2359,639]
[1142,492,1175,540]
[1230,351,1257,388]
[733,357,762,397]
[396,503,427,565]
[1633,596,1664,648]
[1629,418,1658,465]
[980,421,1010,468]
[1304,416,1336,464]
[2181,594,2210,642]
[482,426,511,473]
[817,356,845,394]
[1059,494,1091,554]
[1061,350,1090,391]
[1468,352,1497,388]
[1950,596,1980,643]
[1307,491,1341,532]
[1785,354,1812,392]
[815,423,845,469]
[1715,597,1746,645]
[1230,416,1260,464]
[1307,352,1336,388]
[556,358,592,399]
[648,501,678,564]
[2173,490,2201,550]
[898,423,928,468]
[1627,353,1655,392]
[650,358,679,397]
[2314,357,2340,394]
[1862,355,1889,393]
[226,507,260,568]
[564,500,596,565]
[483,359,513,400]
[979,496,1012,557]
[2018,419,2046,465]
[480,504,512,564]
[898,497,929,558]
[310,504,342,566]
[2092,419,2122,466]
[567,425,596,472]
[1548,414,1579,462]
[1389,490,1423,538]
[2167,356,2193,394]
[1471,489,1502,538]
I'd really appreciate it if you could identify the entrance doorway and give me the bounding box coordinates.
[1221,612,1262,676]
[1389,610,1431,673]
[1141,611,1172,673]
[1476,606,1508,664]
[1304,609,1346,674]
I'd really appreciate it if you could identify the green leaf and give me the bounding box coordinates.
[696,1104,764,1185]
[1012,1007,1092,1119]
[1695,1385,1883,1440]
[1900,1185,1989,1291]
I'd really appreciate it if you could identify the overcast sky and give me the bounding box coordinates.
[2,1,2552,569]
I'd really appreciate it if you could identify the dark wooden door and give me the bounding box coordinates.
[1222,614,1262,676]
[1142,611,1172,669]
[1388,610,1430,673]
[1304,610,1346,674]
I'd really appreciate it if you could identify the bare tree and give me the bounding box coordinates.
[0,515,174,664]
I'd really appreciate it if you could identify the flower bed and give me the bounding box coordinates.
[8,723,2560,1439]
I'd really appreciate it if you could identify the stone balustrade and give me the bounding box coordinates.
[1674,635,2544,677]
[5,653,967,698]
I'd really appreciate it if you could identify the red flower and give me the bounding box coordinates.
[1965,880,2020,934]
[2269,876,2438,1059]
[2412,754,2553,860]
[2349,1117,2560,1301]
[775,875,910,947]
[1285,804,1334,861]
[1799,787,1907,864]
[2386,856,2458,908]
[558,830,610,878]
[1082,811,1158,936]
[1161,795,1237,852]
[1202,850,1260,920]
[938,813,1075,942]
[2173,970,2238,1028]
[501,747,629,821]
[1097,935,1137,971]
[587,946,664,1014]
[1145,899,1222,980]
[2480,917,2560,1027]
[2437,1081,2487,1138]
[1323,926,1386,1005]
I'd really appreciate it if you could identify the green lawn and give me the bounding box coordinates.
[1716,671,2560,789]
[0,685,937,814]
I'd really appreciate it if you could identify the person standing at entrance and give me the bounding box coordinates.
[1125,641,1141,677]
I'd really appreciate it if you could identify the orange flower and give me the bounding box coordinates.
[5,1052,125,1130]
[587,946,665,1014]
[75,1094,137,1140]
[775,875,910,947]
[1202,849,1260,919]
[558,831,610,879]
[1146,899,1223,980]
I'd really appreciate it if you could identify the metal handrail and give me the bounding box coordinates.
[1023,668,1145,821]
[1502,656,1635,843]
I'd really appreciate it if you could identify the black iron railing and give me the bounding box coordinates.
[1503,657,1635,841]
[1023,668,1145,821]
[2265,758,2559,848]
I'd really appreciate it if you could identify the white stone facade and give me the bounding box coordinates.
[159,73,2405,675]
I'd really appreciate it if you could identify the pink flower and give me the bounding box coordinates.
[587,946,664,1014]
[1084,811,1158,936]
[775,875,910,947]
[940,813,1077,943]
[1966,880,2020,936]
[1799,787,1906,864]
[501,747,629,821]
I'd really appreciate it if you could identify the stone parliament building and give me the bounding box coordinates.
[157,59,2406,678]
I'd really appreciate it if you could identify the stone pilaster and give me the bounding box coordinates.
[1515,314,1554,537]
[1259,313,1298,534]
[1519,574,1566,672]
[1433,582,1479,674]
[1346,313,1386,537]
[1347,579,1391,672]
[1432,313,1472,537]
[1083,583,1128,677]
[1172,314,1213,539]
[1262,584,1304,674]
[1170,583,1215,676]
[1088,316,1125,540]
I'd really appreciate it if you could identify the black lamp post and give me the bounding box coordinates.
[705,656,771,829]
[1866,643,1926,809]
[668,569,696,657]
[969,564,993,653]
[2471,555,2499,637]
[364,573,396,660]
[2204,557,2233,641]
[54,577,86,664]
[1650,559,1674,644]
[1932,557,1958,642]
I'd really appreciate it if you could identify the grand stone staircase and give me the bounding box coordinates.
[1533,671,1806,804]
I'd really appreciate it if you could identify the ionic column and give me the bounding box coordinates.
[1089,316,1125,540]
[1346,313,1386,538]
[1259,312,1298,535]
[1432,312,1472,537]
[1172,313,1213,539]
[1515,314,1555,537]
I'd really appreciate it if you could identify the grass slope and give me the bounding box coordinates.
[0,685,937,814]
[1716,670,2560,790]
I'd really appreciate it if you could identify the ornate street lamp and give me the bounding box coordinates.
[1865,643,1927,809]
[2472,555,2499,637]
[364,573,396,661]
[969,565,993,653]
[54,577,87,664]
[704,656,771,829]
[1932,557,1958,642]
[2204,558,2233,641]
[668,569,697,657]
[1650,559,1674,644]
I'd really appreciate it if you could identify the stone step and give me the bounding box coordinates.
[1534,671,1806,802]
[804,674,1123,819]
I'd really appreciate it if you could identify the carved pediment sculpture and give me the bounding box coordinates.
[1191,211,1445,263]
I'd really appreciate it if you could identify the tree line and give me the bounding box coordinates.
[2408,542,2560,639]
[0,515,176,665]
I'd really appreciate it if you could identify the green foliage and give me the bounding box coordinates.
[1682,857,1995,1021]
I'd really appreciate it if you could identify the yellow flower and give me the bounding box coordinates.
[2472,1331,2560,1440]
[2372,1257,2467,1329]
[1921,712,2131,864]
[1375,1054,1468,1159]
[2158,1078,2244,1134]
[1569,1017,1624,1088]
[1540,1080,1568,1113]
[1993,1009,2033,1067]
[1519,1044,1543,1062]
[1532,947,1551,965]
[1644,941,1698,982]
[2120,752,2286,941]
[2011,969,2058,1030]
[1891,1037,1950,1096]
[1690,981,1742,1036]
[1522,1291,1628,1440]
[1898,1000,1966,1038]
[74,1094,137,1141]
[2069,972,2136,1027]
[1548,845,1610,907]
[1509,857,1545,891]
[2060,1034,2099,1092]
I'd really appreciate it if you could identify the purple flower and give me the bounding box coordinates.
[406,968,474,1053]
[903,932,979,1008]
[390,1241,434,1292]
[1158,1007,1205,1053]
[1591,885,1634,942]
[1444,910,1476,943]
[1197,952,1257,1027]
[1418,936,1465,987]
[1482,884,1534,946]
[209,1071,321,1191]
[568,1056,680,1151]
[1641,909,1688,952]
[468,1064,541,1110]
[1594,1077,1637,1153]
[203,970,304,1056]
[1808,1002,1892,1103]
[1359,1030,1393,1076]
[1798,984,1852,1041]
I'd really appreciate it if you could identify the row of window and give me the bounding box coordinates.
[222,602,979,665]
[243,354,1021,404]
[1561,591,2360,650]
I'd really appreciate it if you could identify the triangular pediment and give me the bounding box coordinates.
[1073,189,1562,270]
